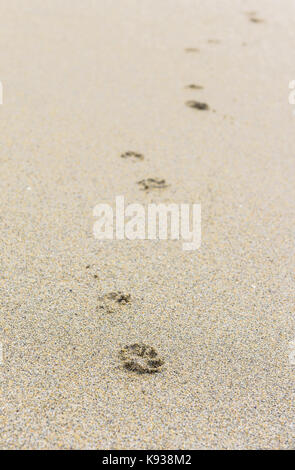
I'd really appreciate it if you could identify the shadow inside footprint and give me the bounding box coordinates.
[119,343,164,374]
[137,178,169,191]
[186,100,209,111]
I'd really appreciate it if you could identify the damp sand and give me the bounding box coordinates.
[1,0,295,449]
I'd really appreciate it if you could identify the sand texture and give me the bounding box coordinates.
[1,0,295,449]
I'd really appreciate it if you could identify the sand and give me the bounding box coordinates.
[1,0,295,449]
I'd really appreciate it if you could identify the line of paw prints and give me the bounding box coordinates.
[95,292,165,374]
[120,150,169,192]
[93,14,265,379]
[94,291,165,375]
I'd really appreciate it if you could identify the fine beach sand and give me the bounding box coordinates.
[1,0,295,449]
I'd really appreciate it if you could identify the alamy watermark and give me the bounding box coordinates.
[93,196,201,251]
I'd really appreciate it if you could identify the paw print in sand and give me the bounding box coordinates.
[245,11,264,23]
[121,151,144,161]
[119,343,164,374]
[137,178,169,191]
[97,292,131,313]
[185,47,199,53]
[185,84,203,90]
[186,100,209,111]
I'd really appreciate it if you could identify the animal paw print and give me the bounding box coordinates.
[246,11,264,23]
[121,151,144,161]
[186,100,209,111]
[119,343,164,374]
[185,47,199,53]
[185,84,203,90]
[97,292,131,313]
[137,178,169,191]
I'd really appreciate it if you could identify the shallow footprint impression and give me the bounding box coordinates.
[97,291,131,313]
[137,178,169,191]
[186,100,209,111]
[119,343,165,374]
[246,11,264,23]
[185,84,204,90]
[121,151,144,161]
[185,47,199,53]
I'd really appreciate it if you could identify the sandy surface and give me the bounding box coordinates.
[1,0,295,449]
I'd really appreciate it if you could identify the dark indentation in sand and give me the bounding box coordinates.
[249,17,264,23]
[97,292,131,313]
[186,84,203,90]
[246,11,264,23]
[186,100,209,111]
[185,47,199,53]
[137,178,169,191]
[119,343,164,374]
[208,39,220,44]
[107,292,131,304]
[121,151,144,161]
